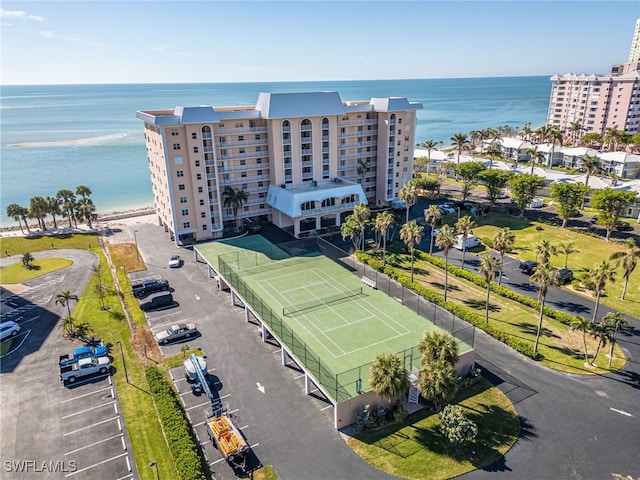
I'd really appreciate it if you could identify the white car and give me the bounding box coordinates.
[0,321,21,341]
[168,255,182,268]
[437,204,456,215]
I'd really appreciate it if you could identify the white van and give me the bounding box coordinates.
[454,234,481,251]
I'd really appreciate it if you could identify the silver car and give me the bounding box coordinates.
[154,323,197,344]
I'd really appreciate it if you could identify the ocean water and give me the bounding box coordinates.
[0,77,551,227]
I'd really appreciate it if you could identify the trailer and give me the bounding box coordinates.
[204,405,249,468]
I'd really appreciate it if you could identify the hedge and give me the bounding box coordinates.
[356,251,542,360]
[146,366,207,480]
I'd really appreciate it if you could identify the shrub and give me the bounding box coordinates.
[146,367,206,480]
[439,405,478,449]
[571,279,581,290]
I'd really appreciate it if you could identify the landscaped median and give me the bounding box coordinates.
[356,248,626,374]
[346,379,520,480]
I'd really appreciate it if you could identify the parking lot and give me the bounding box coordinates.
[1,251,137,480]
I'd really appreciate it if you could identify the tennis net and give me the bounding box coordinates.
[282,287,363,316]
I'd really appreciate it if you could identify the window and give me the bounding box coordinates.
[173,144,181,150]
[181,208,189,216]
[182,221,190,228]
[203,225,207,231]
[193,147,199,153]
[238,135,244,141]
[201,212,206,218]
[195,160,200,167]
[240,159,246,166]
[192,133,197,140]
[257,169,263,175]
[256,146,261,152]
[198,186,203,193]
[255,134,261,140]
[256,158,262,164]
[178,184,185,190]
[239,148,245,154]
[171,129,179,136]
[235,123,244,128]
[177,170,184,177]
[196,174,202,180]
[199,199,205,206]
[179,196,187,204]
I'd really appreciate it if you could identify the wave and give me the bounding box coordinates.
[9,131,142,148]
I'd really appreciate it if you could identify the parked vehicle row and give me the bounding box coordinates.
[131,278,170,298]
[0,321,21,341]
[154,323,197,344]
[59,343,108,366]
[518,260,573,284]
[59,356,111,383]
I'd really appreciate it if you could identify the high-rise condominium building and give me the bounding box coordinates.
[546,19,640,138]
[629,18,640,62]
[136,92,422,245]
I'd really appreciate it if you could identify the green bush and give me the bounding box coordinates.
[146,367,207,480]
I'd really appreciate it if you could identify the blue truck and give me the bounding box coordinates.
[59,343,109,367]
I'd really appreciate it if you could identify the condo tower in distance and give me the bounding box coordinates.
[136,92,422,245]
[546,18,640,137]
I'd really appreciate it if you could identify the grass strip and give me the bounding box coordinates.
[0,258,72,283]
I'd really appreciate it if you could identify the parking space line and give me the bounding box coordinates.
[321,405,333,411]
[125,456,131,473]
[121,437,126,450]
[208,458,225,466]
[192,420,205,428]
[62,400,116,419]
[63,416,119,436]
[61,385,113,403]
[18,315,39,325]
[64,452,128,477]
[186,400,211,411]
[64,433,123,455]
[63,372,110,388]
[114,403,119,414]
[116,474,133,480]
[149,313,184,325]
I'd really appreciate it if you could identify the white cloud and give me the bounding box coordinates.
[0,7,44,22]
[38,30,106,47]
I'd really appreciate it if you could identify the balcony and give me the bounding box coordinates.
[202,132,213,140]
[215,126,268,135]
[337,118,377,127]
[300,125,313,132]
[339,129,377,138]
[219,151,265,161]
[218,138,268,148]
[222,174,271,185]
[220,163,268,173]
[301,201,359,216]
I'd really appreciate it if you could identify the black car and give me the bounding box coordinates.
[132,278,170,298]
[519,260,538,275]
[556,268,573,284]
[615,221,633,232]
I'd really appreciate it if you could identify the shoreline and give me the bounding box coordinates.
[0,207,156,237]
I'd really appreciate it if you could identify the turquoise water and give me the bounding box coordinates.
[0,77,551,227]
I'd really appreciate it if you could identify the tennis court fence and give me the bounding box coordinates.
[317,236,476,348]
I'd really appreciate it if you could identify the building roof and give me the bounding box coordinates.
[561,147,598,157]
[175,106,220,124]
[266,180,367,218]
[499,137,531,149]
[598,151,640,163]
[414,149,448,161]
[256,91,346,118]
[369,97,423,111]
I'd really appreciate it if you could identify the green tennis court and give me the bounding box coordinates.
[196,235,473,401]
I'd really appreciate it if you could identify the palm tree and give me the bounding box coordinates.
[493,227,515,285]
[571,316,592,364]
[604,126,621,151]
[450,132,468,179]
[352,203,371,252]
[609,238,640,300]
[558,242,579,269]
[6,203,26,234]
[530,263,559,353]
[547,128,563,166]
[418,358,457,412]
[76,185,92,200]
[435,224,456,301]
[400,220,423,283]
[222,186,249,231]
[603,312,628,367]
[590,321,613,365]
[455,215,477,267]
[568,122,586,147]
[419,140,442,174]
[76,197,96,228]
[29,196,48,230]
[56,290,79,335]
[485,144,502,170]
[45,196,62,229]
[417,330,459,367]
[526,146,546,175]
[576,154,603,188]
[368,352,410,404]
[374,211,394,265]
[21,252,34,269]
[479,255,502,324]
[57,189,77,227]
[399,181,418,223]
[357,159,370,185]
[341,215,360,251]
[521,122,533,142]
[424,205,442,255]
[589,261,616,323]
[534,239,557,265]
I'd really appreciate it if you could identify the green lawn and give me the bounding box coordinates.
[0,258,72,283]
[0,232,98,256]
[347,379,520,480]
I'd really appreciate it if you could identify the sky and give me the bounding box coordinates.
[1,1,639,85]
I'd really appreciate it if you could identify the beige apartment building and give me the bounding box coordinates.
[136,92,422,245]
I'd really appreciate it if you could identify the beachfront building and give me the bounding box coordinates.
[136,92,422,245]
[630,18,640,63]
[547,61,640,137]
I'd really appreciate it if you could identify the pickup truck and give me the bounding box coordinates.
[59,344,108,367]
[59,356,111,383]
[131,278,170,298]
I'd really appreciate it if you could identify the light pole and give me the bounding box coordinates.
[133,230,139,261]
[149,461,159,480]
[116,340,129,384]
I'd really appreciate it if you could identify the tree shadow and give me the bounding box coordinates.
[548,299,591,315]
[463,299,501,312]
[513,320,559,339]
[430,282,461,292]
